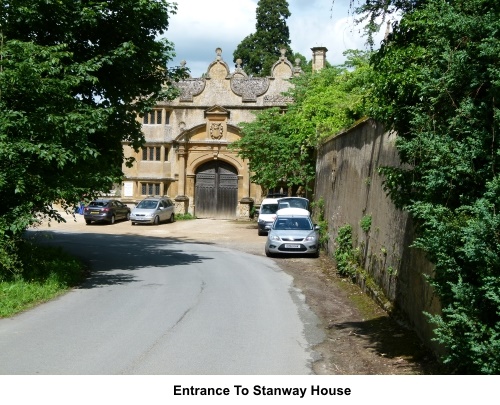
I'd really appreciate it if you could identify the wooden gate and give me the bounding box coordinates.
[195,161,238,219]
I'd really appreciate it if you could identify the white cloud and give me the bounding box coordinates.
[166,0,257,75]
[165,0,387,77]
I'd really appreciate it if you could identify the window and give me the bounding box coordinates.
[141,146,161,161]
[142,110,170,125]
[143,109,162,125]
[141,183,160,196]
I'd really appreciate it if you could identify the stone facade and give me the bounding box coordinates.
[121,47,310,219]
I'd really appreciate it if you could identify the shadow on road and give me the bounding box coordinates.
[25,230,218,289]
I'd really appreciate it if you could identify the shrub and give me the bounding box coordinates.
[174,213,196,221]
[334,224,359,277]
[360,215,372,233]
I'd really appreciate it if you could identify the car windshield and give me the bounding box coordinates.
[274,217,312,230]
[137,200,159,209]
[260,204,278,214]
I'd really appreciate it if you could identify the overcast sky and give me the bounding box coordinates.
[165,0,387,77]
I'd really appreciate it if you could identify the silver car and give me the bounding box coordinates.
[265,209,320,257]
[131,197,175,225]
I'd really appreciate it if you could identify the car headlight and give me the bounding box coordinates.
[304,235,316,241]
[270,235,281,241]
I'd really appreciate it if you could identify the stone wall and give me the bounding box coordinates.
[314,118,442,353]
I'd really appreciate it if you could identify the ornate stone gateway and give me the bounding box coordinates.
[121,47,330,218]
[195,161,238,219]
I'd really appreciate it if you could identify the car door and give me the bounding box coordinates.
[159,200,169,222]
[110,201,119,219]
[114,201,127,219]
[166,199,174,219]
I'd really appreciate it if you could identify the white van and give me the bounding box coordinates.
[257,198,279,235]
[277,197,309,211]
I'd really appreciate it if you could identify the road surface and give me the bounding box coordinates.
[0,229,324,374]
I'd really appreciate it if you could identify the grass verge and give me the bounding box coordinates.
[175,213,196,220]
[0,241,87,318]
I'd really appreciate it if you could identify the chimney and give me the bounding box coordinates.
[311,47,328,72]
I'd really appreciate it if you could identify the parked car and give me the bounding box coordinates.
[84,199,131,225]
[130,196,175,225]
[265,208,319,257]
[257,198,280,236]
[266,192,287,198]
[277,197,310,211]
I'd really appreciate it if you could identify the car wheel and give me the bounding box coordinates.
[131,222,136,226]
[85,219,92,225]
[153,215,160,225]
[168,213,174,223]
[110,215,115,225]
[126,212,130,221]
[258,229,265,236]
[265,248,273,257]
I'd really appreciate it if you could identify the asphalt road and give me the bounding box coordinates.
[0,228,324,374]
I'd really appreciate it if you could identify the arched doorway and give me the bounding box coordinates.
[195,161,238,219]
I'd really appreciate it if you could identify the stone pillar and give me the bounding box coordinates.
[176,145,187,198]
[239,197,254,220]
[186,174,196,215]
[174,195,189,215]
[311,47,328,72]
[174,144,189,214]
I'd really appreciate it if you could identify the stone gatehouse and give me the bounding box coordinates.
[121,47,327,219]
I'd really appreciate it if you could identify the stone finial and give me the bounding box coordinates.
[215,47,222,61]
[280,48,287,60]
[235,58,243,69]
[180,60,186,68]
[293,58,303,76]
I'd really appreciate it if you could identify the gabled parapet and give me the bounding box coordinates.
[204,47,232,80]
[172,47,299,106]
[269,48,295,79]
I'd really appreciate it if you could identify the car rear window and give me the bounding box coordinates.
[89,201,108,207]
[278,198,309,210]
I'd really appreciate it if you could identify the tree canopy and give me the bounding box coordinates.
[232,51,373,194]
[233,0,293,76]
[366,0,500,373]
[0,0,186,276]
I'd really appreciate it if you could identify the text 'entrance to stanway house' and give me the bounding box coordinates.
[194,161,238,219]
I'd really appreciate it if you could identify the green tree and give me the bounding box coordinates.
[289,50,373,137]
[232,51,373,193]
[338,0,415,47]
[0,0,185,277]
[233,0,293,76]
[367,0,500,373]
[232,107,312,191]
